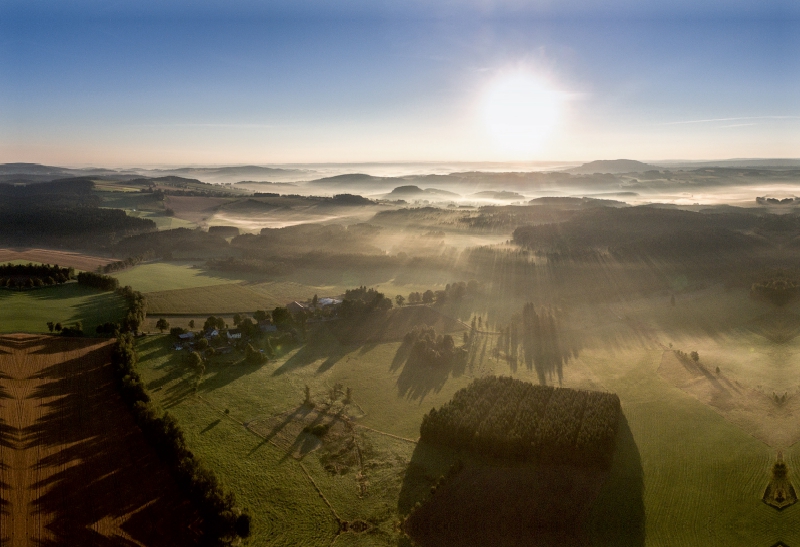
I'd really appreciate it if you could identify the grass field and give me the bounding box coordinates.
[112,262,253,293]
[0,335,197,545]
[0,284,126,333]
[134,286,800,546]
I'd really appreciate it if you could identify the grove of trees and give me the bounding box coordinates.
[404,326,466,368]
[420,376,621,467]
[0,262,72,288]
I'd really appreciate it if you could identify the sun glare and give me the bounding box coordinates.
[482,72,564,156]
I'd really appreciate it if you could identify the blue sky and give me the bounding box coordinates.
[1,0,797,164]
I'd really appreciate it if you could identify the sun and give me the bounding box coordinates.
[482,72,564,156]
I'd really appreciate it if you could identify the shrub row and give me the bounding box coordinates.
[98,254,149,274]
[420,376,621,467]
[77,271,120,291]
[111,334,251,544]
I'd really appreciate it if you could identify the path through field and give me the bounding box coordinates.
[0,335,197,546]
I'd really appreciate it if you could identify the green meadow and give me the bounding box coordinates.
[0,284,126,333]
[133,284,800,546]
[111,262,250,293]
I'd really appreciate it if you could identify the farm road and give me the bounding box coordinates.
[0,335,197,546]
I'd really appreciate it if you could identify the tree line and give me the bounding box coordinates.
[0,262,73,288]
[420,376,621,467]
[404,280,481,306]
[750,274,799,306]
[339,286,393,317]
[98,254,149,274]
[77,271,120,291]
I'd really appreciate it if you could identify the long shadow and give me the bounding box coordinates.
[271,341,347,376]
[392,341,467,401]
[199,358,265,393]
[13,341,199,546]
[398,415,644,547]
[587,414,646,546]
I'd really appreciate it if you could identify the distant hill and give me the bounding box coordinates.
[567,159,657,174]
[307,173,385,185]
[386,185,460,198]
[144,165,311,183]
[0,163,123,180]
[233,180,297,188]
[470,191,525,200]
[655,158,800,169]
[529,196,627,208]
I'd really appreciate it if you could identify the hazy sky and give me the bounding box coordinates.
[2,0,798,165]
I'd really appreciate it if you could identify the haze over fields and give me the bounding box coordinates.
[1,0,799,546]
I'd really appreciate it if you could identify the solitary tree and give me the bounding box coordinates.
[47,321,54,333]
[156,318,170,333]
[188,319,195,329]
[396,294,405,306]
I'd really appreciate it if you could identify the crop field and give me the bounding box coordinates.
[0,248,113,271]
[134,284,800,546]
[0,335,197,545]
[0,284,126,333]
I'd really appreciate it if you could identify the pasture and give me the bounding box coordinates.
[0,335,197,545]
[0,284,126,333]
[111,261,252,293]
[134,285,800,546]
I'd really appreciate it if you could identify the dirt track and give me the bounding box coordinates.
[0,335,197,546]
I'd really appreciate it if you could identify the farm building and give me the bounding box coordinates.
[287,301,309,315]
[259,321,277,333]
[227,329,242,340]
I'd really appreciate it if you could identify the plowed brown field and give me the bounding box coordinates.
[0,249,113,271]
[0,335,198,546]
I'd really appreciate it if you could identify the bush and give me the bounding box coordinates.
[304,423,330,437]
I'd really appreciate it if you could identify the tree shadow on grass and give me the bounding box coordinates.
[146,352,192,392]
[391,341,467,402]
[199,358,265,393]
[398,415,644,547]
[271,342,348,376]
